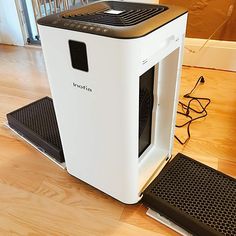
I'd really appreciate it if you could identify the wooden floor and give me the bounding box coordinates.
[0,44,235,236]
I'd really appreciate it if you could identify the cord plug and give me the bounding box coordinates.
[200,76,205,83]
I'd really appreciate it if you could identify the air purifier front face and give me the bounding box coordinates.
[38,1,187,204]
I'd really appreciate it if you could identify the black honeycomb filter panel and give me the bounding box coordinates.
[62,1,168,27]
[143,153,236,236]
[7,97,64,163]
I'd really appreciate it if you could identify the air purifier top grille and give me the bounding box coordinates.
[37,1,187,39]
[62,2,167,27]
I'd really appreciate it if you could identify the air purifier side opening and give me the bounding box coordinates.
[139,66,155,157]
[138,47,182,194]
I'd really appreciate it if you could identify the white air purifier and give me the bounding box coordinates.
[38,1,187,204]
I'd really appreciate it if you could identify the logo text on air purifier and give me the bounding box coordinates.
[73,82,92,92]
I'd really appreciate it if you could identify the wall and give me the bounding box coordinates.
[0,0,25,46]
[160,0,236,41]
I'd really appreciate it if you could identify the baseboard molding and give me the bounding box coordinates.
[183,38,236,72]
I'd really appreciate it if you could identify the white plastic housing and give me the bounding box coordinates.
[39,13,187,204]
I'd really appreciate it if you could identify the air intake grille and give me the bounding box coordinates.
[62,2,167,27]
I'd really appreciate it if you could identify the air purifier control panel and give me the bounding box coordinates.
[53,19,109,34]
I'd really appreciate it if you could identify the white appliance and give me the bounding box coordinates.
[38,1,187,204]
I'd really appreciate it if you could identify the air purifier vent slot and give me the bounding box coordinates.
[62,2,167,27]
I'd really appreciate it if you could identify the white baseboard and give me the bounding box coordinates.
[183,38,236,72]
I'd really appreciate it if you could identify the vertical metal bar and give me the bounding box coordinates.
[57,0,60,13]
[43,0,47,15]
[64,0,67,10]
[52,0,55,13]
[31,0,38,18]
[63,0,66,10]
[69,0,73,8]
[66,0,69,10]
[54,0,57,13]
[31,0,40,36]
[58,0,61,12]
[53,0,57,13]
[48,0,53,14]
[59,0,62,12]
[19,0,33,43]
[36,0,42,18]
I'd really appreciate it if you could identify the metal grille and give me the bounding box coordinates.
[62,3,167,26]
[143,153,236,236]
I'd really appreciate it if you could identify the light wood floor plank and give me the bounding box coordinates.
[0,183,163,236]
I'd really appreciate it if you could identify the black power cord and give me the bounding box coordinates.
[175,76,211,145]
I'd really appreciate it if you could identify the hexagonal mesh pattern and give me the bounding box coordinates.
[143,153,236,236]
[10,97,62,149]
[7,97,64,162]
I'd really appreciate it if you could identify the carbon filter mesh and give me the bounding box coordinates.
[143,153,236,236]
[7,97,64,162]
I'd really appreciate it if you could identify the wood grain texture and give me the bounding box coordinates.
[0,44,236,235]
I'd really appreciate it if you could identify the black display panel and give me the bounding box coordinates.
[139,67,154,157]
[69,40,89,72]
